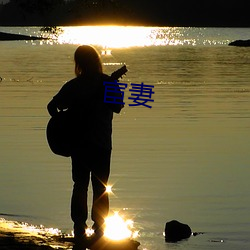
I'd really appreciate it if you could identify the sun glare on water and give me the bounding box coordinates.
[57,26,153,48]
[82,212,138,241]
[104,212,138,241]
[46,26,224,47]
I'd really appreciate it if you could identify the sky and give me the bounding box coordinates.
[0,0,250,26]
[124,0,250,26]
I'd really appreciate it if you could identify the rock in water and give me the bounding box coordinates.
[164,220,192,242]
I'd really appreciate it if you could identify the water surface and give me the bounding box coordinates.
[0,27,250,249]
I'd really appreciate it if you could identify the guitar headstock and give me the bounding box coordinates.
[110,65,128,81]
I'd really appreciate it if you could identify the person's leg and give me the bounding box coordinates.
[91,149,111,234]
[71,150,90,238]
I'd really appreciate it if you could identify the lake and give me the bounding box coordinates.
[0,26,250,250]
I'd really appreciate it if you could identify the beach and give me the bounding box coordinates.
[0,26,250,249]
[0,218,141,249]
[0,218,67,249]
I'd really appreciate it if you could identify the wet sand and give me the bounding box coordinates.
[0,228,55,249]
[0,219,72,249]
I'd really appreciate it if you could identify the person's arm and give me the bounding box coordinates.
[107,99,124,114]
[47,99,58,117]
[47,80,74,116]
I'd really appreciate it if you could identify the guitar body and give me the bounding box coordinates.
[46,65,127,157]
[46,110,72,157]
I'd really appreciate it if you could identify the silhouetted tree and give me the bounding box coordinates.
[1,0,65,25]
[9,0,63,15]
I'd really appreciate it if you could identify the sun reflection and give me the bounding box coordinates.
[57,26,154,48]
[38,26,231,47]
[56,26,195,48]
[104,212,138,241]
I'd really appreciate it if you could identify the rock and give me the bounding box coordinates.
[0,31,45,41]
[228,39,250,47]
[164,220,192,242]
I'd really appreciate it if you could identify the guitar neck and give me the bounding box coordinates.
[110,65,127,81]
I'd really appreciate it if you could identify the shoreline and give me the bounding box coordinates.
[0,218,140,250]
[0,218,72,249]
[0,31,45,41]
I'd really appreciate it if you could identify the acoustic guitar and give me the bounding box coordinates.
[46,65,128,157]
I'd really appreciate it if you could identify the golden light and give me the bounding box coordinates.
[52,26,198,48]
[85,227,95,237]
[104,212,138,241]
[105,185,113,194]
[57,26,154,48]
[0,218,61,237]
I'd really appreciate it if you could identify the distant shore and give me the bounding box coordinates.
[0,31,45,41]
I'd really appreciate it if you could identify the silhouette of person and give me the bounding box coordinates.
[47,45,123,244]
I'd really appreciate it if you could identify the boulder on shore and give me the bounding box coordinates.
[0,31,45,41]
[228,39,250,47]
[164,220,192,242]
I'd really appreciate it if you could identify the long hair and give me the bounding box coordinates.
[74,45,103,76]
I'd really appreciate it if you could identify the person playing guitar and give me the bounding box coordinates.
[47,45,127,248]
